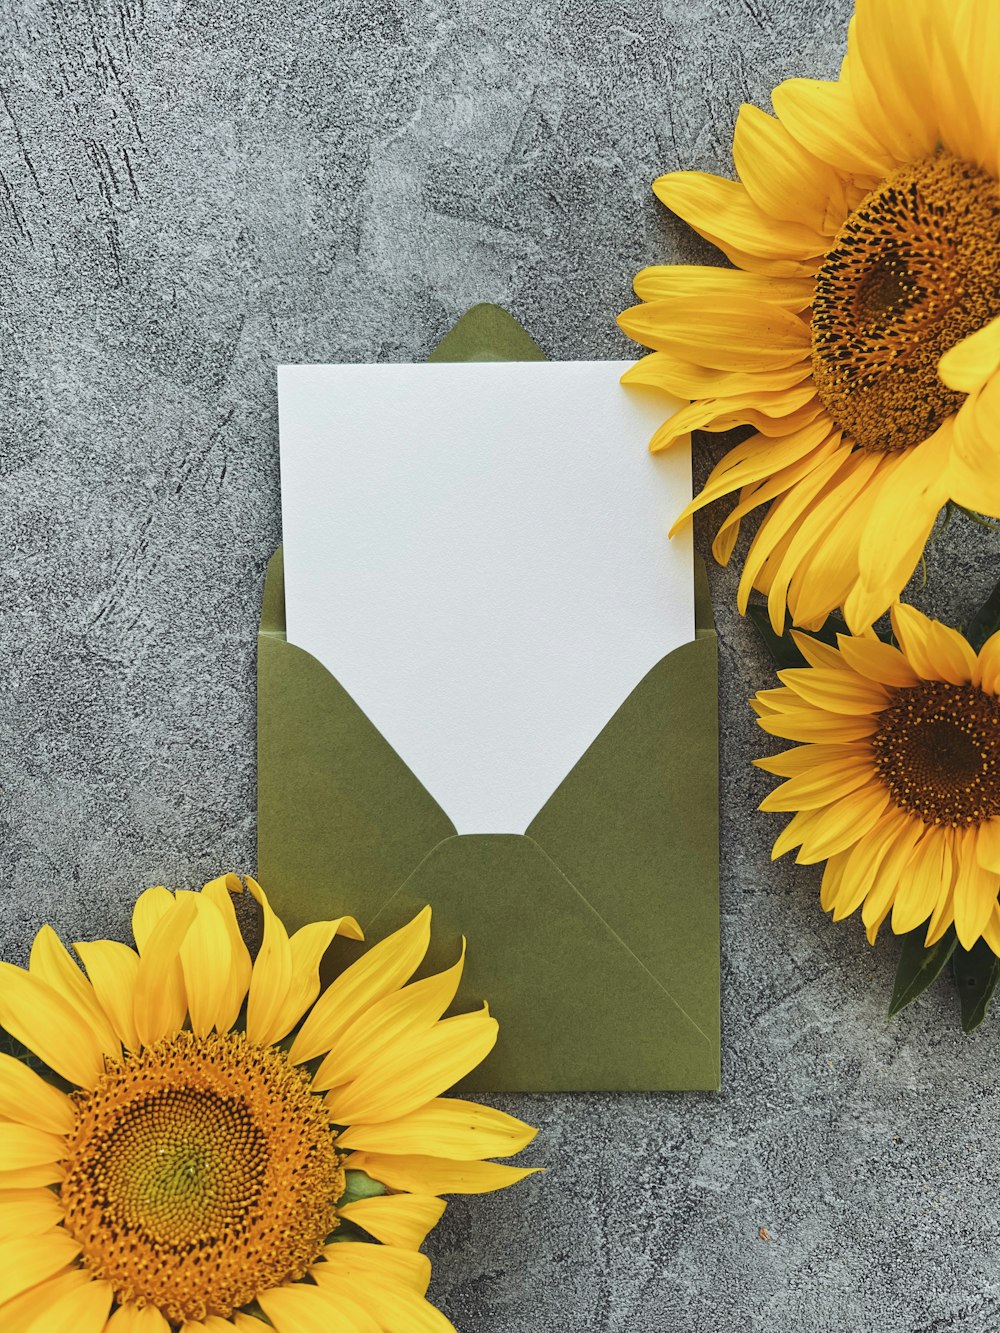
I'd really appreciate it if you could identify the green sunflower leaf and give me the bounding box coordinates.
[747,603,866,671]
[336,1169,387,1207]
[965,570,1000,654]
[888,926,958,1019]
[953,938,1000,1032]
[746,605,808,669]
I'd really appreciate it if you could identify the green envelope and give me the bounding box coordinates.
[257,304,720,1092]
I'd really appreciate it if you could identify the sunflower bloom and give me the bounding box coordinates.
[752,605,1000,951]
[0,876,539,1331]
[618,0,1000,633]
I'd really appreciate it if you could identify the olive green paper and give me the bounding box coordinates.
[257,304,720,1091]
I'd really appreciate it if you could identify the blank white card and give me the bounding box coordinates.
[277,360,692,834]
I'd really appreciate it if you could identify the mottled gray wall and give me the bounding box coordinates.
[2,2,998,1330]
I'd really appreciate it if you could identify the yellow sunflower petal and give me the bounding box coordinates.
[619,294,810,373]
[315,1240,432,1293]
[858,817,925,932]
[0,1231,83,1306]
[289,908,431,1066]
[982,903,1000,958]
[654,171,826,267]
[672,415,832,513]
[0,965,106,1090]
[890,604,977,686]
[975,818,1000,875]
[938,315,1000,394]
[177,893,233,1039]
[775,666,889,715]
[0,1125,66,1170]
[72,941,141,1053]
[786,632,842,672]
[770,75,895,178]
[929,8,985,169]
[758,760,874,813]
[621,350,812,399]
[337,1096,538,1161]
[948,375,1000,516]
[794,784,890,865]
[764,449,884,632]
[131,886,175,952]
[105,1303,172,1331]
[337,1193,447,1250]
[199,875,253,1034]
[734,445,853,626]
[732,101,847,235]
[319,1275,456,1333]
[953,0,1000,175]
[645,384,820,453]
[344,1151,542,1196]
[0,1271,90,1333]
[830,812,913,921]
[28,927,120,1062]
[974,629,1000,695]
[325,1006,497,1126]
[0,1191,64,1241]
[835,637,921,689]
[245,877,364,1048]
[753,742,864,778]
[20,1277,112,1333]
[819,850,848,913]
[954,826,1000,949]
[0,1164,65,1189]
[852,429,953,622]
[891,831,951,935]
[631,265,815,310]
[312,945,466,1092]
[257,1282,381,1333]
[133,893,198,1049]
[0,1053,74,1135]
[279,914,365,1046]
[755,708,880,744]
[845,2,937,164]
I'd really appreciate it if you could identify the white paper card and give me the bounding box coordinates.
[278,360,692,835]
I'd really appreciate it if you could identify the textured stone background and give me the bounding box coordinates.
[2,1,999,1329]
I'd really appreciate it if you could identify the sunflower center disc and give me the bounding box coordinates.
[811,150,1000,452]
[60,1031,344,1324]
[871,680,1000,825]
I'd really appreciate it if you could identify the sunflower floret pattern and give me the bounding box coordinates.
[619,0,1000,634]
[0,876,539,1332]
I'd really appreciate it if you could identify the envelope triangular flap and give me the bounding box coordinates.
[258,549,456,919]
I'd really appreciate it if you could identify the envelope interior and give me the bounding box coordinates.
[277,360,693,834]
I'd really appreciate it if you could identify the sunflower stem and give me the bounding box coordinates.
[955,505,1000,535]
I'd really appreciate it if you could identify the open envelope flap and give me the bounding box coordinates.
[368,833,714,1093]
[526,634,719,1086]
[258,548,456,913]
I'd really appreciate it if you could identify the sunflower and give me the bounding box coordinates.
[618,0,1000,634]
[0,876,538,1331]
[752,604,1000,952]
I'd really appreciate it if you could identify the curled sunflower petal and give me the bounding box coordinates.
[290,907,432,1065]
[344,1151,542,1197]
[336,1193,447,1250]
[325,1006,498,1125]
[245,877,364,1047]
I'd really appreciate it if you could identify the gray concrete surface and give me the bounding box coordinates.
[1,1,998,1329]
